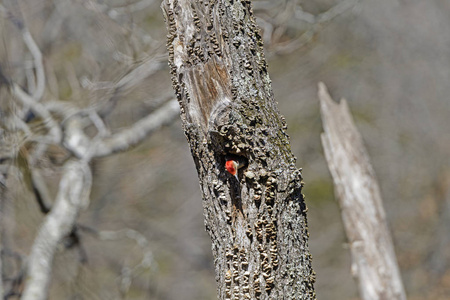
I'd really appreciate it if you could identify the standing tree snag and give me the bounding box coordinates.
[162,1,316,299]
[318,83,406,300]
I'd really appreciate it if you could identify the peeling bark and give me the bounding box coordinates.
[161,1,316,299]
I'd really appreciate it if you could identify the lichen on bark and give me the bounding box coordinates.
[161,0,316,298]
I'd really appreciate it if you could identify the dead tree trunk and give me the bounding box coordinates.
[318,82,406,300]
[161,1,316,299]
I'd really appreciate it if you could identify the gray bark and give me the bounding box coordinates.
[318,82,406,300]
[161,1,316,299]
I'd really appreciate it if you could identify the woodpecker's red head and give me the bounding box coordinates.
[225,155,247,180]
[225,159,239,179]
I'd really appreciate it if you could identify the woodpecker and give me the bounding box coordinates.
[225,156,245,180]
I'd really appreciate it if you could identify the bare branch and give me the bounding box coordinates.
[81,0,154,19]
[29,167,52,214]
[265,0,361,55]
[63,99,179,159]
[96,57,167,117]
[2,2,179,299]
[88,111,110,137]
[92,99,178,157]
[18,97,175,299]
[115,57,166,93]
[62,118,91,159]
[21,28,45,101]
[44,99,81,119]
[318,82,406,300]
[112,0,156,14]
[21,160,92,300]
[11,83,62,144]
[0,2,45,101]
[315,0,360,23]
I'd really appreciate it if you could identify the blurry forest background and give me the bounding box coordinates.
[1,0,450,299]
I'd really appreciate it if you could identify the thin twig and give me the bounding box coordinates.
[263,0,361,55]
[98,228,155,295]
[97,57,166,117]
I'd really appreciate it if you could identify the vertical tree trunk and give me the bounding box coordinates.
[161,1,316,299]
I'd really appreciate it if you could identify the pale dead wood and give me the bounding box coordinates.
[318,82,406,300]
[19,95,177,299]
[64,99,179,159]
[17,94,177,299]
[0,3,177,298]
[21,160,91,300]
[11,83,62,144]
[20,28,45,101]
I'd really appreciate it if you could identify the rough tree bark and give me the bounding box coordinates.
[318,82,406,300]
[161,1,316,299]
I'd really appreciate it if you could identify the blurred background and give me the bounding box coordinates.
[1,0,449,299]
